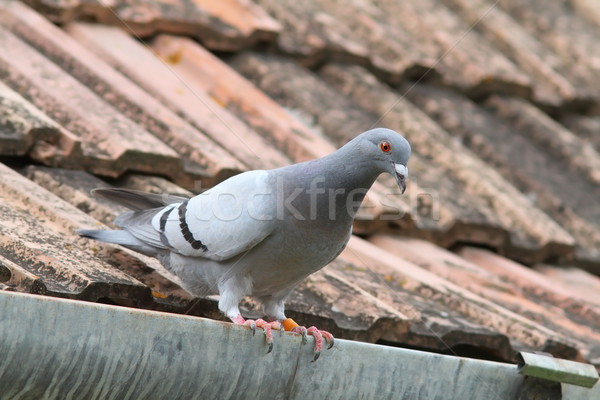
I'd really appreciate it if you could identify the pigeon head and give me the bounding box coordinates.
[352,128,411,193]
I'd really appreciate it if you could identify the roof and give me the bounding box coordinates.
[1,0,599,379]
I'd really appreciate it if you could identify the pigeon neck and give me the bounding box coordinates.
[314,142,381,218]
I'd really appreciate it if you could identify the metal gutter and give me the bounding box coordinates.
[0,291,597,399]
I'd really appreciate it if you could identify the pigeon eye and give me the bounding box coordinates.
[379,141,391,153]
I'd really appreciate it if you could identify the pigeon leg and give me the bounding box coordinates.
[284,318,334,362]
[230,314,282,353]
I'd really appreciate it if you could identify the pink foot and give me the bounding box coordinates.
[231,315,282,353]
[291,326,335,362]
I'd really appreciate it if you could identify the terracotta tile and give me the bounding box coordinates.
[485,96,600,188]
[441,0,577,107]
[496,0,600,107]
[318,62,575,262]
[0,25,194,183]
[534,265,600,309]
[255,0,436,81]
[561,113,600,154]
[287,258,513,356]
[342,236,581,360]
[406,84,600,266]
[375,0,531,97]
[0,2,243,188]
[66,22,291,172]
[459,247,600,319]
[24,166,124,227]
[24,0,280,51]
[193,0,281,43]
[370,236,600,362]
[0,162,150,304]
[151,34,336,163]
[0,79,82,164]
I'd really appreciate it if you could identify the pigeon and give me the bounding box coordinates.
[78,128,411,360]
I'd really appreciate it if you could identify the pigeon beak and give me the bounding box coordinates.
[394,163,408,194]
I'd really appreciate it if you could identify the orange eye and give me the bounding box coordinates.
[379,141,391,153]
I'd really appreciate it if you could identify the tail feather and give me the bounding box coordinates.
[92,188,189,211]
[77,229,145,247]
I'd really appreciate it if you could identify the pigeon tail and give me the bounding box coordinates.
[77,229,139,245]
[76,229,157,255]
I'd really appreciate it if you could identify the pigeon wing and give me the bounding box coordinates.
[152,170,278,261]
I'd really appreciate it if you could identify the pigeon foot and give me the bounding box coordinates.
[284,318,334,362]
[232,315,282,353]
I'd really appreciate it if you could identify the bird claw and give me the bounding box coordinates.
[239,318,281,354]
[243,319,257,336]
[292,325,334,362]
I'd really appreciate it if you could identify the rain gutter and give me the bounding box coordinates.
[0,291,597,399]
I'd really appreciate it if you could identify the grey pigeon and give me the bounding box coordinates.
[78,128,411,360]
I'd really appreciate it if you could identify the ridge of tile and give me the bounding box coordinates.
[151,34,336,163]
[572,0,600,28]
[561,113,600,154]
[375,0,531,97]
[459,247,600,326]
[252,0,374,71]
[0,80,83,166]
[1,2,244,188]
[534,264,600,309]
